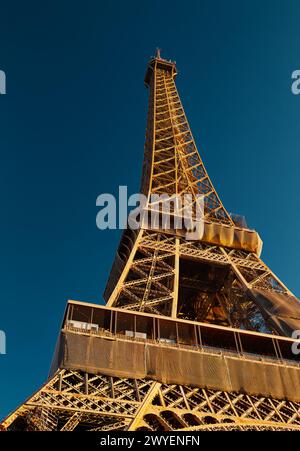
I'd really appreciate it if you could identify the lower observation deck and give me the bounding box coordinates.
[50,300,300,403]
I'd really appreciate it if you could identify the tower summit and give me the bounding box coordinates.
[2,52,300,431]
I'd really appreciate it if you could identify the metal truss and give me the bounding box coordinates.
[106,229,292,333]
[1,370,152,431]
[130,381,300,431]
[2,370,300,431]
[143,61,234,225]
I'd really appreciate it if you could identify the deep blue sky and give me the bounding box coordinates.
[1,0,300,418]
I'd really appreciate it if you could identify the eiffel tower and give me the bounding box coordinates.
[2,50,300,432]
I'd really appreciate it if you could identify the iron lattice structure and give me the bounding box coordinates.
[3,369,300,431]
[2,50,300,431]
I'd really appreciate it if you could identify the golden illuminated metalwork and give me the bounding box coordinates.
[2,50,300,431]
[2,369,300,431]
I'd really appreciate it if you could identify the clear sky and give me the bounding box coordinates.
[1,0,300,418]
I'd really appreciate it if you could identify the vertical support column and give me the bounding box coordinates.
[84,373,89,395]
[171,237,180,318]
[110,377,115,399]
[58,372,63,392]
